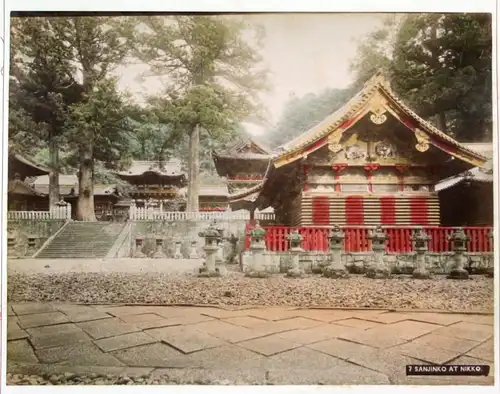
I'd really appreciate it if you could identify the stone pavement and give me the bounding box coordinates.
[6,302,495,385]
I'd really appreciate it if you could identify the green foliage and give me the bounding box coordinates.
[265,88,352,148]
[65,78,133,168]
[390,13,492,141]
[136,15,268,210]
[350,13,492,142]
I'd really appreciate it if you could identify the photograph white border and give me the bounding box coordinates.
[1,1,498,394]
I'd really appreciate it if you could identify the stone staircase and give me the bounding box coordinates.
[35,222,126,259]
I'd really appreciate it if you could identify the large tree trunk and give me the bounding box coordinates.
[186,124,200,212]
[48,132,60,209]
[77,146,96,221]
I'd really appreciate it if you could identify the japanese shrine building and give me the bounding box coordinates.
[8,153,50,211]
[226,73,489,227]
[212,138,271,211]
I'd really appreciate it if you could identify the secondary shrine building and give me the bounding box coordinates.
[226,73,489,227]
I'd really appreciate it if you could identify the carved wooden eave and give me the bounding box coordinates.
[212,137,271,178]
[227,182,265,202]
[9,153,50,179]
[436,160,493,192]
[272,72,488,169]
[8,179,47,197]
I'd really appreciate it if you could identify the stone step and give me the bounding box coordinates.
[35,222,126,259]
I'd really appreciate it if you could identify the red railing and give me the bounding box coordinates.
[244,226,493,253]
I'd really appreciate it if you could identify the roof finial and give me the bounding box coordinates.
[366,69,390,89]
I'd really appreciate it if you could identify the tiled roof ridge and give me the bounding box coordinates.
[273,72,488,165]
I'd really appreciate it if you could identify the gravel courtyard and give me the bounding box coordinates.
[8,271,493,312]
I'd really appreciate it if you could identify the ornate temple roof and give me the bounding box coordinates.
[436,159,493,192]
[272,71,488,168]
[116,160,185,178]
[224,72,491,210]
[8,179,46,196]
[9,153,50,179]
[212,137,271,164]
[32,175,119,197]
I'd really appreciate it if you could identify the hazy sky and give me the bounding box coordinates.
[117,14,385,136]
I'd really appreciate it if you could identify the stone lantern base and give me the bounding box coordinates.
[198,267,221,278]
[286,267,304,278]
[365,264,391,279]
[245,271,269,278]
[447,268,470,280]
[412,268,432,279]
[322,266,350,279]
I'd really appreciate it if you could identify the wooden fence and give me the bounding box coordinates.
[129,206,275,222]
[8,205,72,220]
[244,225,493,253]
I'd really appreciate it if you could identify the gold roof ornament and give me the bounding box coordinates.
[272,70,488,169]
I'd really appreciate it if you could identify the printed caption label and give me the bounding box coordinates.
[406,365,490,376]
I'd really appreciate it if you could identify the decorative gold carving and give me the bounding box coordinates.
[414,128,430,152]
[345,144,367,160]
[374,141,397,159]
[327,129,343,153]
[370,111,387,125]
[368,92,389,125]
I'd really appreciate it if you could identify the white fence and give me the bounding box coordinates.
[8,205,72,220]
[129,206,275,222]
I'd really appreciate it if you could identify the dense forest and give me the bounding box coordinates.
[9,13,492,220]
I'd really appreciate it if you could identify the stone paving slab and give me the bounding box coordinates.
[184,344,267,369]
[267,346,348,370]
[466,339,494,362]
[390,342,462,364]
[146,325,226,353]
[63,310,113,323]
[275,323,354,345]
[371,320,442,340]
[237,334,302,356]
[95,332,157,352]
[432,321,494,342]
[8,330,29,341]
[77,318,141,340]
[11,303,55,316]
[5,302,495,386]
[7,340,39,363]
[35,342,125,366]
[8,305,15,316]
[403,312,465,326]
[119,313,166,324]
[410,333,480,354]
[335,318,384,330]
[338,328,408,349]
[308,337,376,361]
[27,323,92,350]
[205,324,276,343]
[112,343,193,368]
[18,312,69,329]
